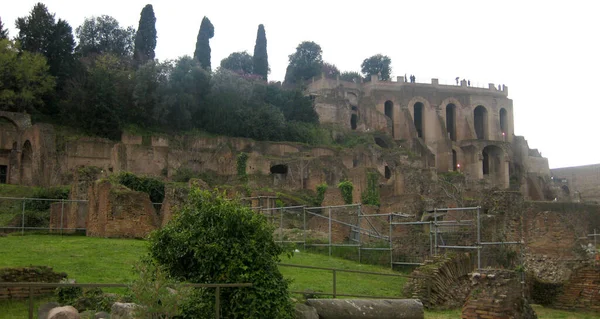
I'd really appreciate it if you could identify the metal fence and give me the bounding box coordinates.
[0,282,252,319]
[258,204,523,271]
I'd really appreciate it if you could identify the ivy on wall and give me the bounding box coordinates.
[315,183,328,206]
[337,180,354,204]
[236,152,249,182]
[361,171,380,206]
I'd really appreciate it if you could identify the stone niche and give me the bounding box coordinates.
[86,180,159,238]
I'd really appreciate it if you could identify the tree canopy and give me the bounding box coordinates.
[76,15,135,57]
[133,4,157,66]
[194,17,214,70]
[252,24,268,80]
[361,54,392,81]
[0,39,55,113]
[220,51,254,75]
[284,41,323,84]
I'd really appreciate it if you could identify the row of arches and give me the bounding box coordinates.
[382,100,508,141]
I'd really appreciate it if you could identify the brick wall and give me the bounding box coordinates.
[554,265,600,312]
[0,266,66,300]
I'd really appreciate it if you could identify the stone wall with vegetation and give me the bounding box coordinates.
[0,266,66,300]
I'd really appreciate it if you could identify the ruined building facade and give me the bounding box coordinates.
[307,75,551,199]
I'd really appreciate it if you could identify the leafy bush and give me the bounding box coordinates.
[361,171,380,206]
[337,180,354,204]
[236,152,248,182]
[315,183,328,206]
[117,172,165,203]
[147,189,294,319]
[171,167,197,183]
[25,186,70,211]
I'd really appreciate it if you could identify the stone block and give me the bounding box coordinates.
[295,303,318,319]
[305,299,424,319]
[38,301,60,319]
[110,302,138,319]
[47,306,79,319]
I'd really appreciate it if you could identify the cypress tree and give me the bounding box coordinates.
[0,17,8,39]
[252,24,268,81]
[194,17,214,71]
[134,4,157,67]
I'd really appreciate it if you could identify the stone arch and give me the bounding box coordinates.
[347,92,358,107]
[474,105,488,140]
[20,140,33,185]
[446,104,457,141]
[270,164,288,175]
[408,97,432,139]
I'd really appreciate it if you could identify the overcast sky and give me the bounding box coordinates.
[3,0,598,169]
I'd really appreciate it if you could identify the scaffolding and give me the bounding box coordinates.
[257,204,523,271]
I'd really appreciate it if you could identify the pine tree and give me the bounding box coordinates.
[194,17,214,71]
[0,17,8,39]
[134,4,157,67]
[252,24,268,81]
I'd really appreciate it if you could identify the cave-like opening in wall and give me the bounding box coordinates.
[374,137,389,149]
[351,114,357,130]
[270,164,288,175]
[482,145,502,176]
[452,150,458,171]
[384,100,394,135]
[474,105,488,140]
[414,102,424,138]
[385,166,391,179]
[446,104,456,141]
[499,108,507,136]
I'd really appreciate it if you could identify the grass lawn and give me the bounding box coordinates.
[0,235,597,319]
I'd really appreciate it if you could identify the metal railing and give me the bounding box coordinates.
[0,282,252,319]
[278,263,419,299]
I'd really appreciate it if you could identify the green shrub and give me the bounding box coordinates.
[147,189,294,319]
[236,152,249,182]
[315,183,328,206]
[117,172,165,203]
[56,279,83,306]
[337,180,354,204]
[25,186,70,211]
[361,171,380,206]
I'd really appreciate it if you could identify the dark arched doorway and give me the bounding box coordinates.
[384,100,394,135]
[499,108,507,136]
[21,140,32,185]
[452,150,458,171]
[414,102,424,138]
[446,104,456,141]
[384,166,391,179]
[474,106,487,140]
[350,114,357,130]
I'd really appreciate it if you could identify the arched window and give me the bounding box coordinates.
[384,100,394,135]
[499,108,507,136]
[350,114,357,130]
[446,104,456,141]
[414,102,424,138]
[474,106,488,140]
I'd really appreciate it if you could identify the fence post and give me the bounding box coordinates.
[279,208,283,244]
[477,206,481,270]
[28,286,33,319]
[215,286,220,319]
[358,205,362,264]
[433,208,437,256]
[21,200,25,235]
[60,199,65,235]
[389,214,393,269]
[303,207,306,252]
[328,207,332,257]
[332,269,337,298]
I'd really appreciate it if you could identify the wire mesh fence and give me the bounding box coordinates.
[0,197,89,235]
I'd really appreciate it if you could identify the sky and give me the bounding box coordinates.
[3,0,599,168]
